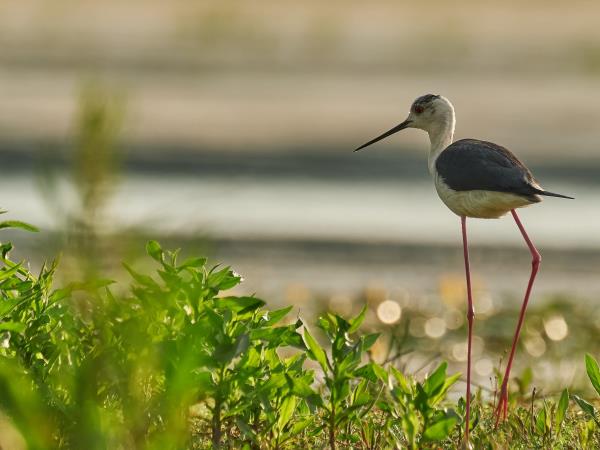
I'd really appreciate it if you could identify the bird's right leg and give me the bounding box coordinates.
[494,209,541,425]
[461,216,474,442]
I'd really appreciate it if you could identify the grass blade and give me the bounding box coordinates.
[585,353,600,397]
[303,328,329,372]
[0,221,39,232]
[555,388,569,431]
[572,394,600,426]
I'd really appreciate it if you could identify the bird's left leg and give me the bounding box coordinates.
[461,216,474,442]
[494,209,541,425]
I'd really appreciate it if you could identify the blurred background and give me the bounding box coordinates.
[1,0,600,391]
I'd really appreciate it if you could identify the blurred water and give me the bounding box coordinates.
[0,175,592,244]
[2,170,599,300]
[2,173,592,248]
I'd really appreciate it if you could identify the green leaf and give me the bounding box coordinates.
[422,415,458,441]
[337,347,361,376]
[251,325,304,349]
[350,379,372,407]
[401,410,420,448]
[0,221,39,232]
[0,242,13,258]
[263,306,293,326]
[585,354,600,397]
[179,257,207,270]
[0,297,28,317]
[572,394,600,426]
[288,416,312,438]
[208,266,241,290]
[216,296,265,314]
[303,328,329,372]
[356,362,388,384]
[371,362,388,384]
[348,305,367,333]
[0,322,26,333]
[535,407,547,435]
[317,316,333,337]
[0,264,23,282]
[360,333,380,352]
[430,371,461,406]
[355,363,377,383]
[390,366,411,394]
[286,373,315,398]
[555,388,569,431]
[276,396,297,434]
[423,362,448,396]
[123,263,161,289]
[146,240,163,262]
[215,334,250,364]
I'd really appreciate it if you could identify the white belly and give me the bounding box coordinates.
[434,175,540,219]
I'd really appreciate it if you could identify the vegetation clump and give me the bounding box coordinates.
[0,218,599,449]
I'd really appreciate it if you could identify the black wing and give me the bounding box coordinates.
[435,139,540,198]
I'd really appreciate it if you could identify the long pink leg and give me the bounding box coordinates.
[461,216,474,442]
[494,209,541,425]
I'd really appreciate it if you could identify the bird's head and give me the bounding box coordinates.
[355,94,455,152]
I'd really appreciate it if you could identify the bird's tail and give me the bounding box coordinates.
[537,189,574,200]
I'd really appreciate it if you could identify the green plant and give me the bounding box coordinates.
[36,82,126,277]
[1,217,600,449]
[573,354,600,427]
[303,308,384,449]
[382,361,460,449]
[0,226,311,449]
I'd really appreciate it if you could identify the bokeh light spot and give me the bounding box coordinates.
[444,308,463,330]
[424,317,446,338]
[452,342,468,362]
[524,335,546,357]
[477,294,494,316]
[376,299,402,325]
[544,315,568,341]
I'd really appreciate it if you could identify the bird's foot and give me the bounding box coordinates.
[493,382,509,426]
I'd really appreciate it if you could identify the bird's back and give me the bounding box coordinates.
[435,138,541,201]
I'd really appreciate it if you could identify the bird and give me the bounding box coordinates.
[354,94,573,442]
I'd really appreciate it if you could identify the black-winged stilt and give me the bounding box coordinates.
[355,94,573,440]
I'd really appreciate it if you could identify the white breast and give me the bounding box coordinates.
[433,173,539,219]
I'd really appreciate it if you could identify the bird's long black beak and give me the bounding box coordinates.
[354,119,412,152]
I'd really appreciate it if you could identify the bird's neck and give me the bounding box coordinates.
[427,116,455,174]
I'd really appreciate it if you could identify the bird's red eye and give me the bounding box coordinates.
[414,105,424,114]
